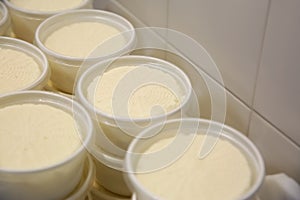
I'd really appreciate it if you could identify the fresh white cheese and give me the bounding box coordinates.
[0,48,41,94]
[44,22,126,58]
[87,66,184,118]
[136,134,253,200]
[0,104,81,170]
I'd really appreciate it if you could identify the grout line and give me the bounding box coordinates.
[250,0,272,106]
[252,110,300,149]
[247,0,273,135]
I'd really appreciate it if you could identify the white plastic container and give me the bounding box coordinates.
[91,147,132,197]
[76,55,193,156]
[0,36,50,95]
[76,55,193,196]
[35,9,136,94]
[0,2,10,36]
[44,80,74,99]
[0,91,94,200]
[66,155,95,200]
[91,181,133,200]
[124,118,265,200]
[3,0,93,43]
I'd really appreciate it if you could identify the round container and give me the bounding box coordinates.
[0,2,10,36]
[44,80,74,99]
[76,55,193,156]
[35,9,136,94]
[76,55,193,196]
[66,155,95,200]
[91,147,131,196]
[124,118,265,200]
[3,0,93,43]
[91,181,133,200]
[0,36,50,95]
[0,91,94,200]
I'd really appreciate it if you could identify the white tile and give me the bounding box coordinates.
[254,0,300,145]
[94,0,145,27]
[249,113,300,183]
[167,0,269,105]
[93,0,111,9]
[94,0,168,28]
[117,0,168,27]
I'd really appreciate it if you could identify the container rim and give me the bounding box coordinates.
[0,2,9,27]
[65,155,95,200]
[124,118,265,200]
[76,55,193,123]
[92,181,132,200]
[0,36,50,93]
[3,0,92,16]
[0,91,94,174]
[91,143,124,169]
[34,9,136,62]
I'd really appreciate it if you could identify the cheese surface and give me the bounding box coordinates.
[136,134,252,200]
[44,22,126,58]
[0,104,81,170]
[87,66,184,118]
[0,48,41,94]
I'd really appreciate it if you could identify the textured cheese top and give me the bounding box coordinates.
[44,22,126,58]
[87,66,185,118]
[0,104,81,170]
[136,134,252,200]
[0,48,41,94]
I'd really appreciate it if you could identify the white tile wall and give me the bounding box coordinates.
[93,0,168,27]
[93,0,110,10]
[249,113,300,183]
[254,0,300,145]
[116,0,168,27]
[94,0,145,27]
[167,0,269,105]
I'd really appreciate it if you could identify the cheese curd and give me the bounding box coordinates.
[0,104,81,170]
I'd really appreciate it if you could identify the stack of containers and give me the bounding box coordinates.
[76,55,195,197]
[0,1,99,199]
[0,1,266,200]
[0,1,138,199]
[0,91,94,200]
